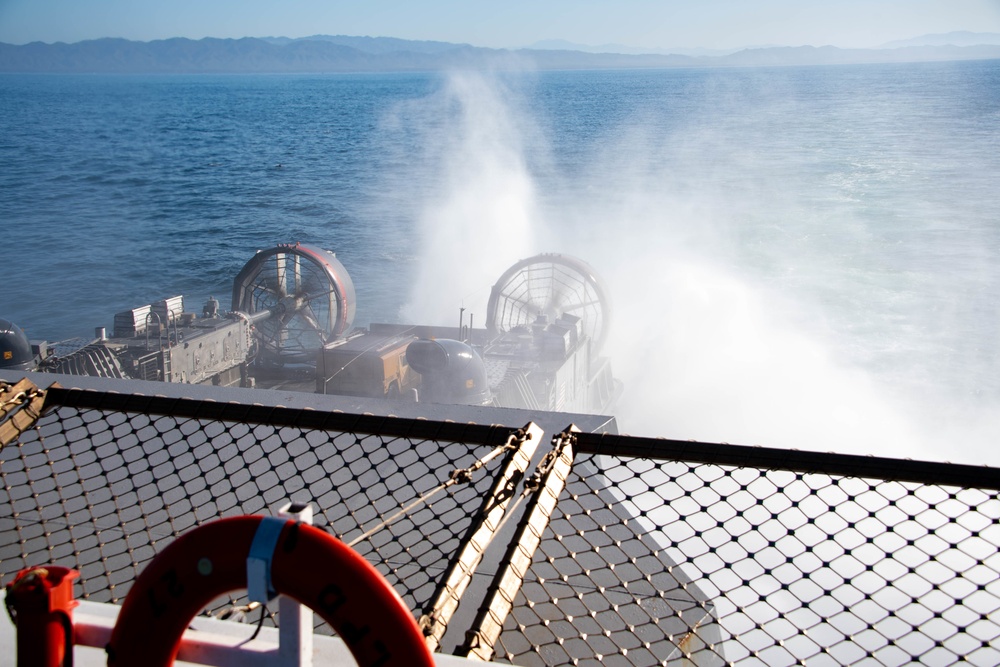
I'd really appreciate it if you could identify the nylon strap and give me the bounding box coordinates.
[246,516,289,603]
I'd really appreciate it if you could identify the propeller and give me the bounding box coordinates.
[231,243,356,363]
[486,253,611,353]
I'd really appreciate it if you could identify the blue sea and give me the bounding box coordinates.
[1,61,999,464]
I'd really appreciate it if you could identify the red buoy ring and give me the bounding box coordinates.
[107,516,435,667]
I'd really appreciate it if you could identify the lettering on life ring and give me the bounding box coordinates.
[106,516,434,667]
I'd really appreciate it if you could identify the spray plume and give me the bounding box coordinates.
[380,69,1000,466]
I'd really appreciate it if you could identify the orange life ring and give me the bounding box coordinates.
[106,515,435,667]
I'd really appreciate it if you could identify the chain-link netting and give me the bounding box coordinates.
[494,437,1000,667]
[0,386,523,637]
[3,379,999,666]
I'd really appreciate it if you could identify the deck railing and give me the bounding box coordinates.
[2,378,997,666]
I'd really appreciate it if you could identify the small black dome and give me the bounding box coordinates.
[0,319,35,371]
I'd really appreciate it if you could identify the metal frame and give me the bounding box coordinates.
[459,427,578,661]
[0,378,47,448]
[420,423,543,651]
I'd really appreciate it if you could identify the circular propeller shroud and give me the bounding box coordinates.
[232,243,356,362]
[486,253,611,353]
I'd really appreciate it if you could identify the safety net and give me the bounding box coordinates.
[1,378,998,665]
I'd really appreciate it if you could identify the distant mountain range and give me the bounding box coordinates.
[2,32,999,74]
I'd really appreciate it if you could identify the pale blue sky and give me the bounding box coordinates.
[1,0,998,49]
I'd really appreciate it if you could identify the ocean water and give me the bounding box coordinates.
[1,61,998,465]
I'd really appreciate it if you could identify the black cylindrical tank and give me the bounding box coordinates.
[0,319,35,371]
[405,339,491,406]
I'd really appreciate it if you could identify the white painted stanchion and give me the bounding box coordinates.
[277,502,315,667]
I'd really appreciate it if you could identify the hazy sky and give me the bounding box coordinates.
[1,0,999,49]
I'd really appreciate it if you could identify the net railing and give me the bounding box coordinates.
[491,434,1000,666]
[2,377,998,666]
[0,381,530,639]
